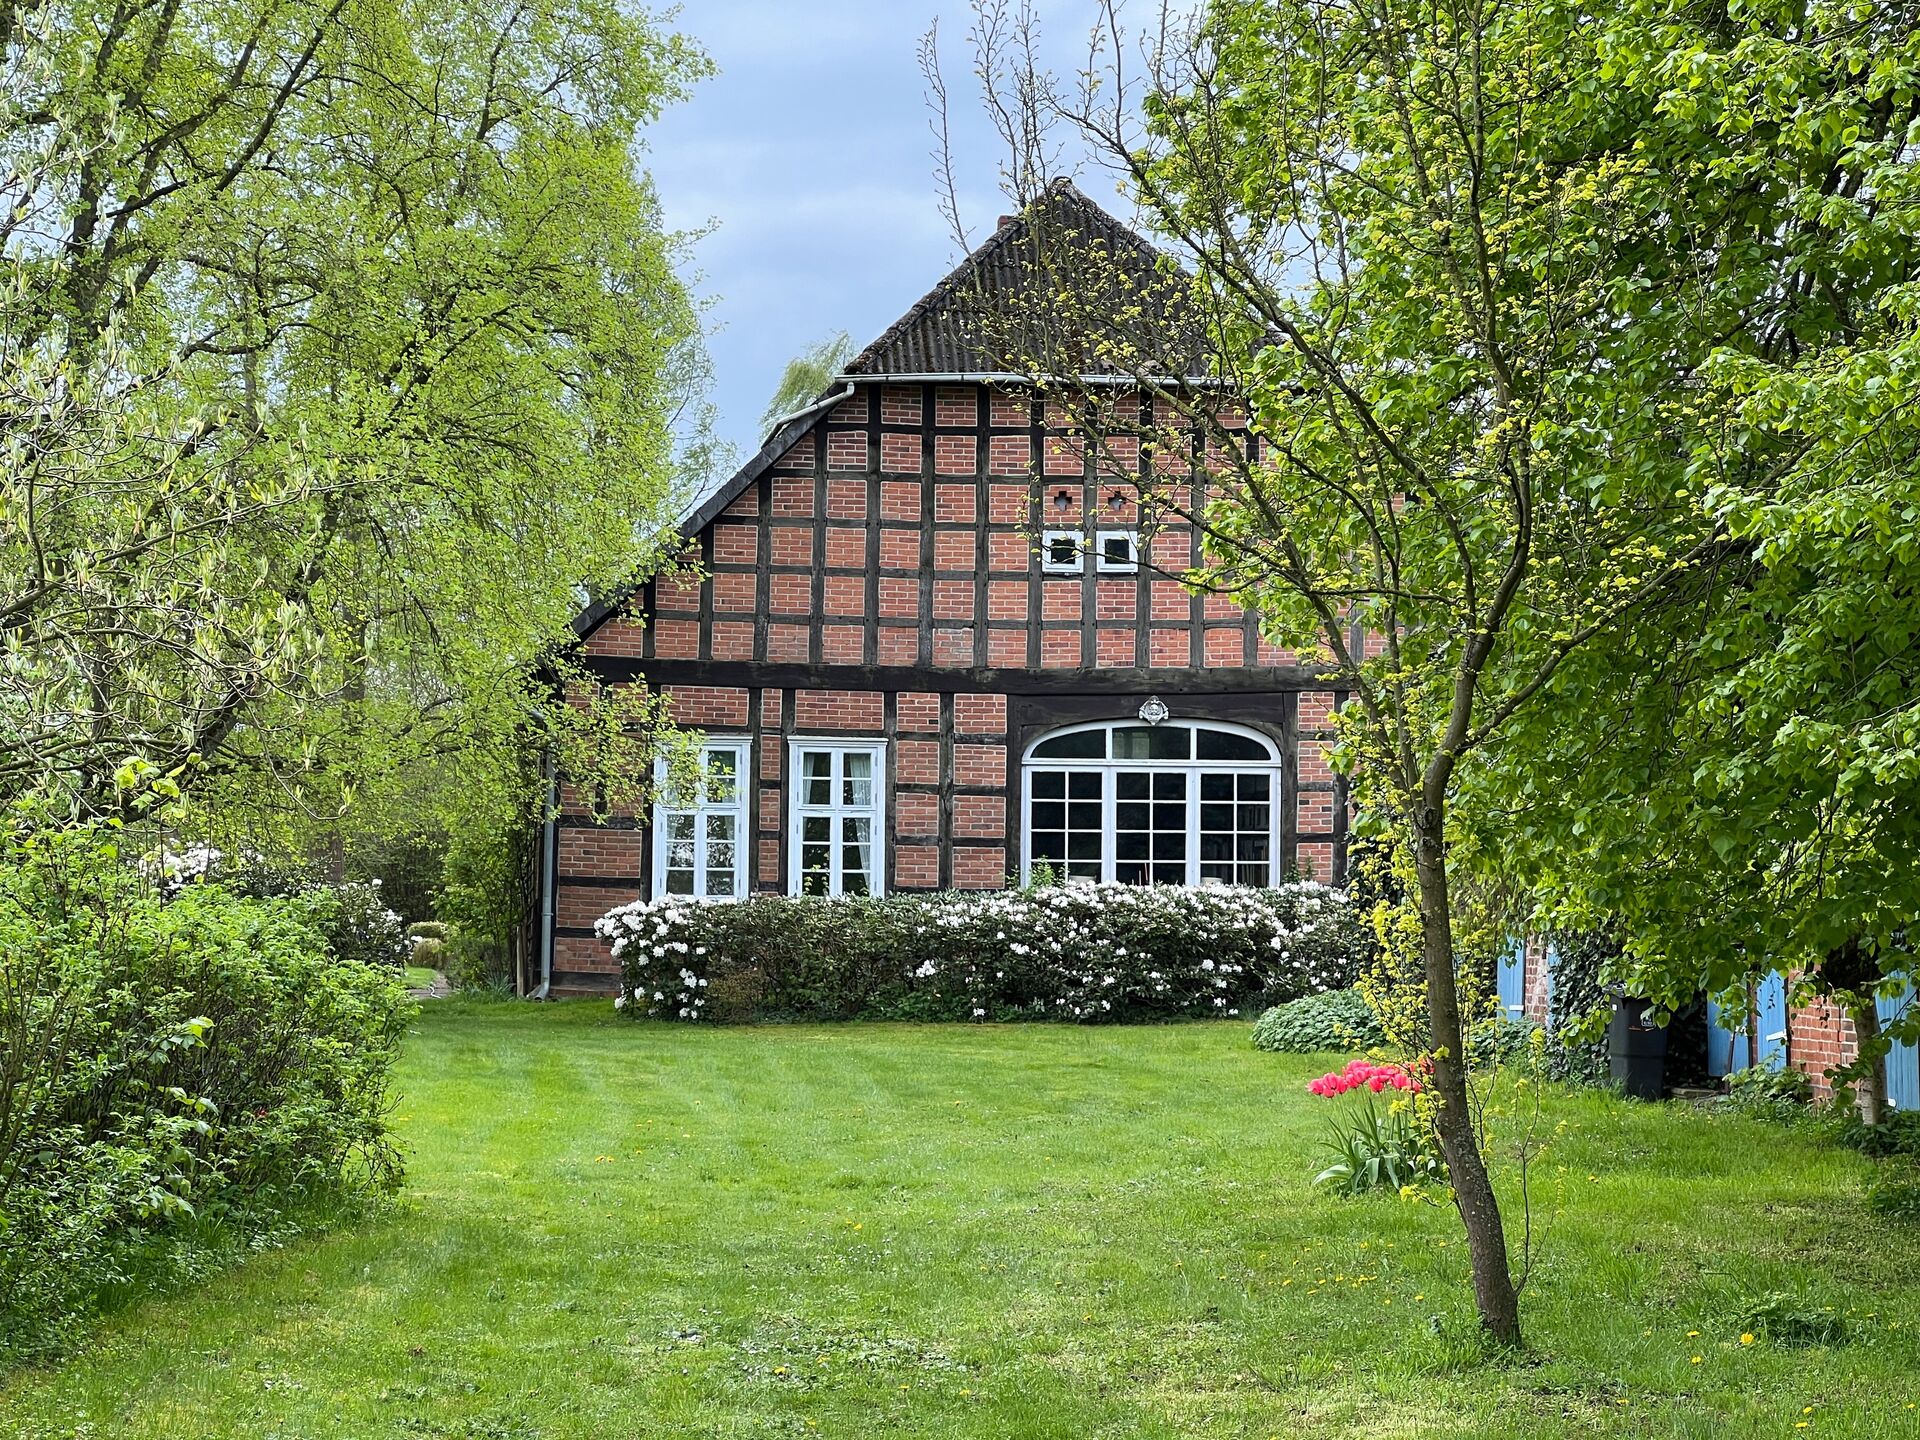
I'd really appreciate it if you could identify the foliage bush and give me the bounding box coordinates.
[598,882,1366,1024]
[1252,988,1385,1053]
[1867,1172,1920,1222]
[147,844,409,970]
[1722,1064,1813,1121]
[0,816,410,1363]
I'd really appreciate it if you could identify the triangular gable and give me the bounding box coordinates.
[571,178,1208,645]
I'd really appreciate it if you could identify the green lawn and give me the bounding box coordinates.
[6,1003,1918,1438]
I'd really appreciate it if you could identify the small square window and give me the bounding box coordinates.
[1040,529,1083,574]
[1095,529,1140,574]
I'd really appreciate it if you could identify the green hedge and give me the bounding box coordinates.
[0,821,411,1363]
[597,882,1366,1023]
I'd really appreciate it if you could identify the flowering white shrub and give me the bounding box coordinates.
[596,881,1365,1023]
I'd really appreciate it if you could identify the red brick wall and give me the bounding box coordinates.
[550,382,1345,995]
[579,382,1296,675]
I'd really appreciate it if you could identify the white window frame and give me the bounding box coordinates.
[651,737,751,900]
[1040,528,1084,574]
[1019,719,1282,888]
[1094,528,1140,574]
[786,739,888,897]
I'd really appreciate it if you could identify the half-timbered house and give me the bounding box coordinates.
[535,182,1347,996]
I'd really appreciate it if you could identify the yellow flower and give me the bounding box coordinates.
[1740,1333,1755,1345]
[1686,1330,1700,1338]
[1689,1355,1702,1364]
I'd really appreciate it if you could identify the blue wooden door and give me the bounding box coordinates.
[1878,984,1918,1113]
[1709,974,1788,1076]
[1497,939,1526,1023]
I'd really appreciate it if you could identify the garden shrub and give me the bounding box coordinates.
[1722,1064,1812,1121]
[1252,987,1385,1053]
[598,882,1365,1024]
[0,817,410,1363]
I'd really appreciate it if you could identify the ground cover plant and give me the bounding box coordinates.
[4,1003,1917,1438]
[598,882,1363,1023]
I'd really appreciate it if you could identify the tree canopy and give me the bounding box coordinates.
[3,0,717,926]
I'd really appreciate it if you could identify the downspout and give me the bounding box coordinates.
[533,750,558,1000]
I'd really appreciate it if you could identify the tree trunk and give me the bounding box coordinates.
[1409,801,1523,1346]
[1852,996,1888,1127]
[1745,975,1761,1073]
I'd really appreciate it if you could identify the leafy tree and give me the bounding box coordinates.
[937,0,1822,1340]
[760,331,854,435]
[3,0,718,928]
[1476,0,1920,1119]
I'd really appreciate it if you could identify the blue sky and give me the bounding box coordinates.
[644,2,1126,470]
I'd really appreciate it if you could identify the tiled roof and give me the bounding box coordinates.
[842,178,1208,380]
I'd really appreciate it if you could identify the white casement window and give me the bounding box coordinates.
[652,739,750,899]
[1021,719,1282,887]
[788,740,887,896]
[1095,529,1140,574]
[1040,529,1083,574]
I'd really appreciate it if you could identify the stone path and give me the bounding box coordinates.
[407,970,452,1000]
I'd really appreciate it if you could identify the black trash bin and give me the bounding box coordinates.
[1607,994,1668,1100]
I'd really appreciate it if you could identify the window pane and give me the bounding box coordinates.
[1032,730,1106,759]
[800,866,831,896]
[1201,803,1233,832]
[1067,859,1102,880]
[708,840,736,871]
[1067,771,1102,800]
[843,870,871,897]
[705,749,739,802]
[1102,534,1134,567]
[1195,728,1269,761]
[802,751,833,806]
[1113,725,1186,760]
[1116,801,1149,831]
[1200,773,1233,802]
[841,816,872,877]
[667,840,695,871]
[1068,832,1102,861]
[843,757,873,807]
[1116,771,1149,800]
[1047,534,1079,567]
[803,815,831,844]
[706,868,736,896]
[1032,770,1066,799]
[1033,800,1066,829]
[1151,863,1185,885]
[1238,804,1269,832]
[1116,831,1148,861]
[706,813,736,842]
[665,813,695,842]
[1152,772,1185,801]
[1031,831,1065,861]
[665,868,694,894]
[1067,800,1101,831]
[1200,833,1235,862]
[1237,774,1270,800]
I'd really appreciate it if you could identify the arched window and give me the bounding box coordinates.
[1021,720,1282,887]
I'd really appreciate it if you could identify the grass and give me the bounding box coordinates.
[5,1002,1919,1438]
[401,965,440,990]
